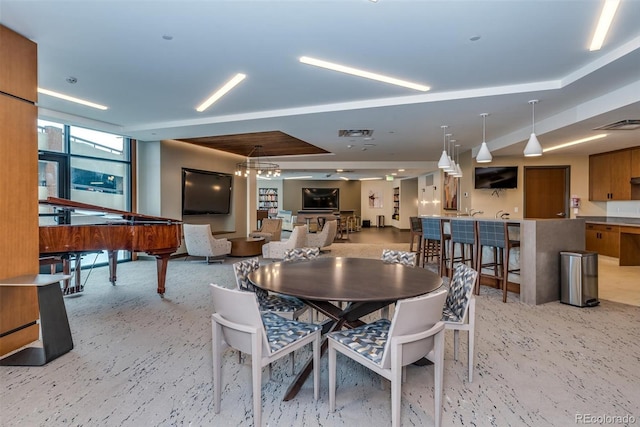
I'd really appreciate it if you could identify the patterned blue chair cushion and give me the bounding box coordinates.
[442,264,476,322]
[450,220,476,245]
[283,247,320,262]
[261,312,320,353]
[258,294,305,313]
[328,319,391,366]
[422,218,442,241]
[233,258,268,300]
[478,221,506,249]
[380,249,416,267]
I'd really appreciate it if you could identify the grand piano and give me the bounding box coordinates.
[39,197,182,297]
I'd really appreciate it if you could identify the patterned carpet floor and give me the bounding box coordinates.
[1,243,639,426]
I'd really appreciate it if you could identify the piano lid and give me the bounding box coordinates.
[39,197,182,224]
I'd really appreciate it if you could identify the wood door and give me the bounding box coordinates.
[524,166,569,219]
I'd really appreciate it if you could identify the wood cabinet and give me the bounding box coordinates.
[589,150,632,200]
[632,148,640,177]
[585,223,620,258]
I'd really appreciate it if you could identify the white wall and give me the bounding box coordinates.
[360,180,395,227]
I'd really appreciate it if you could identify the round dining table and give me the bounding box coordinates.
[248,256,443,401]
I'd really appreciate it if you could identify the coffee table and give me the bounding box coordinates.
[229,237,265,257]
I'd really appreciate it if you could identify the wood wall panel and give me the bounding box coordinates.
[0,25,39,355]
[0,25,37,102]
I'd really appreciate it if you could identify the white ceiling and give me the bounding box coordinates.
[2,0,639,181]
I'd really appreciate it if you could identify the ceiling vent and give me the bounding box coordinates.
[593,119,640,130]
[339,129,374,137]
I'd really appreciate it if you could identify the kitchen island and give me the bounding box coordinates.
[423,216,586,305]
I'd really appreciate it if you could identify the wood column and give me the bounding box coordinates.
[0,25,40,356]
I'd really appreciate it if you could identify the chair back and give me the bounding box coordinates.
[380,249,417,267]
[421,218,442,241]
[450,219,476,245]
[379,288,447,369]
[410,216,422,233]
[443,264,478,322]
[283,247,320,262]
[288,224,309,248]
[232,257,268,299]
[183,223,215,256]
[477,221,507,248]
[210,284,269,355]
[265,218,283,240]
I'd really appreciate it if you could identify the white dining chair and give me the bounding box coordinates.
[210,284,321,427]
[328,288,448,427]
[442,263,478,382]
[379,249,417,318]
[232,257,308,321]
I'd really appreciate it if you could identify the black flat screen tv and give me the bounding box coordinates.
[474,166,518,189]
[182,168,233,215]
[302,188,339,210]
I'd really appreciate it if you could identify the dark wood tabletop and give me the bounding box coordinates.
[249,257,443,302]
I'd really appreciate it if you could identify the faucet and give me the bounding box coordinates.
[495,210,504,219]
[500,212,510,219]
[469,209,483,217]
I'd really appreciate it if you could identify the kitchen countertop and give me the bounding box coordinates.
[578,216,640,226]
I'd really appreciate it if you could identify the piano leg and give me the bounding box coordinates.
[108,250,117,285]
[154,254,171,297]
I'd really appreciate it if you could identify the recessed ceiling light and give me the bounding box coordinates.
[37,87,108,110]
[398,169,405,172]
[66,76,77,84]
[300,56,430,92]
[589,0,620,51]
[196,73,246,112]
[543,134,607,153]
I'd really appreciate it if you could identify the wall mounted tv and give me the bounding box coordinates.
[182,168,233,215]
[474,166,518,189]
[302,188,339,210]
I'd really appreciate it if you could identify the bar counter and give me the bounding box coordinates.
[421,216,586,305]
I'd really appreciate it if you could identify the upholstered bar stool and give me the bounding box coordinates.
[409,216,423,255]
[421,218,442,271]
[448,219,478,281]
[475,221,520,303]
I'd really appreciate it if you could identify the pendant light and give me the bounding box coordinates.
[454,143,463,177]
[437,125,451,169]
[445,133,457,173]
[524,99,543,157]
[476,113,492,163]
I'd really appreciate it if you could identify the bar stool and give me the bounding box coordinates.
[409,216,422,254]
[475,221,521,303]
[448,219,478,281]
[421,218,448,275]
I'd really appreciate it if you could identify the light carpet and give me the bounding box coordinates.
[1,243,639,427]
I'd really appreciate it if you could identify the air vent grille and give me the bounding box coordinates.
[339,129,374,137]
[593,119,640,130]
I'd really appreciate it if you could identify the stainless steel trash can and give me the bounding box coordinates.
[377,215,385,228]
[560,250,599,307]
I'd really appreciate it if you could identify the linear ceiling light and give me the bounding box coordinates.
[37,88,108,110]
[359,177,383,181]
[543,134,608,153]
[196,73,246,112]
[299,56,430,92]
[589,0,621,51]
[284,175,313,180]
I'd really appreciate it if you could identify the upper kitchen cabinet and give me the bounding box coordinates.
[589,148,637,201]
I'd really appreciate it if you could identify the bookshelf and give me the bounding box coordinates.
[392,187,400,220]
[258,188,278,215]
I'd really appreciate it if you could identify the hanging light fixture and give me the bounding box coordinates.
[437,125,451,169]
[476,113,492,163]
[524,99,543,157]
[445,133,457,174]
[235,145,281,177]
[453,142,463,177]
